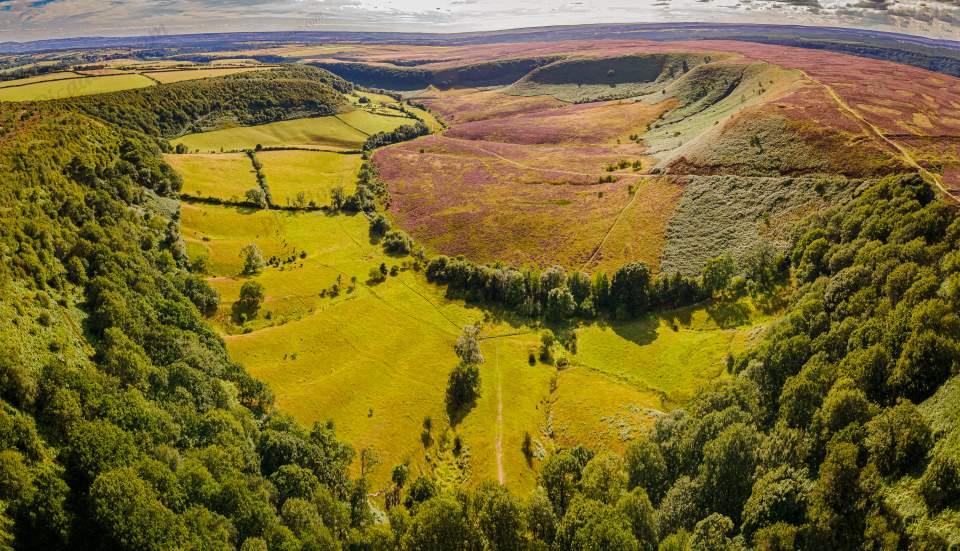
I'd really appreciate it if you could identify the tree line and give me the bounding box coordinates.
[423,249,780,321]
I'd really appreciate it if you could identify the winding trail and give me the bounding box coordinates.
[797,70,959,204]
[443,136,657,181]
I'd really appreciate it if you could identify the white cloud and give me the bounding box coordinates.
[0,0,957,41]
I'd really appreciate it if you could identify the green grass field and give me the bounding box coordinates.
[0,73,155,101]
[348,91,444,131]
[180,198,765,492]
[575,300,768,408]
[0,71,81,88]
[172,116,370,152]
[164,153,258,201]
[336,108,417,135]
[259,150,363,207]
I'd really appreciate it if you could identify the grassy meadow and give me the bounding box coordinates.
[164,153,258,201]
[0,71,81,88]
[172,116,369,152]
[258,150,363,207]
[0,73,155,101]
[179,197,768,492]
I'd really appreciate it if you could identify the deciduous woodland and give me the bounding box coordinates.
[1,25,959,550]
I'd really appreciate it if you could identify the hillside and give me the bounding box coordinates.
[1,28,960,551]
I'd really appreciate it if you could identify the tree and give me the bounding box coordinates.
[402,496,481,551]
[330,186,346,210]
[919,452,960,512]
[865,401,931,477]
[555,497,639,551]
[526,487,557,545]
[701,254,735,297]
[888,330,958,402]
[240,243,265,275]
[269,465,320,504]
[370,213,391,237]
[473,482,525,551]
[455,324,484,365]
[546,287,576,320]
[611,262,651,317]
[690,513,734,551]
[616,487,657,551]
[446,362,480,422]
[292,191,306,209]
[580,452,627,505]
[624,439,667,504]
[740,465,811,537]
[699,423,760,523]
[245,188,267,208]
[656,476,702,540]
[89,468,188,551]
[540,451,583,515]
[808,442,864,546]
[568,271,592,304]
[383,230,414,255]
[359,447,381,479]
[236,281,265,320]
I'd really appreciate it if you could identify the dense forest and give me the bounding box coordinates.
[58,66,351,139]
[0,64,958,550]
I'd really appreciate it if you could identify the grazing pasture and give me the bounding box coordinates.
[172,116,368,152]
[179,197,752,491]
[0,73,154,101]
[258,150,363,207]
[172,110,416,152]
[164,152,258,201]
[0,71,81,87]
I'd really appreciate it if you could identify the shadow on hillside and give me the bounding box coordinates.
[706,300,752,329]
[608,315,659,346]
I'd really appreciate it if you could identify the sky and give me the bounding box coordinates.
[0,0,958,43]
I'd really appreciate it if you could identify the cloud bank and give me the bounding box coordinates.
[0,0,958,42]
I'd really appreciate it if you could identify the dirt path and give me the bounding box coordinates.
[798,70,959,204]
[495,342,505,485]
[444,136,657,181]
[579,183,645,271]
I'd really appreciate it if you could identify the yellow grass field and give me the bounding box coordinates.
[258,150,363,207]
[164,153,258,201]
[0,73,155,101]
[0,71,81,88]
[173,110,419,153]
[336,109,417,135]
[172,116,370,153]
[180,200,765,492]
[348,91,444,131]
